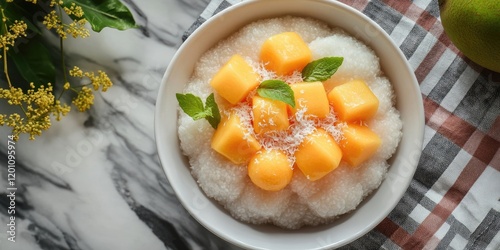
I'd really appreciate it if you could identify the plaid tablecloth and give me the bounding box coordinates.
[184,0,500,249]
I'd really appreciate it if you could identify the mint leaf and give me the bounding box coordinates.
[257,80,295,108]
[176,93,220,129]
[176,93,205,119]
[205,93,221,129]
[302,57,343,82]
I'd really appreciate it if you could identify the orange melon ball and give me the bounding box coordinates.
[248,149,293,191]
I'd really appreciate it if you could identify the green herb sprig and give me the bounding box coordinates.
[302,57,344,82]
[176,93,221,129]
[256,79,295,108]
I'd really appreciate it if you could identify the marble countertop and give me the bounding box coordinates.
[0,0,236,249]
[1,0,500,250]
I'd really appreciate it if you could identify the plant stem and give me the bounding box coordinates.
[56,38,67,101]
[59,36,67,83]
[57,5,67,100]
[0,7,12,88]
[70,87,80,94]
[2,48,12,88]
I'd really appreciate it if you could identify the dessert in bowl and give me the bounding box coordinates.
[155,0,424,249]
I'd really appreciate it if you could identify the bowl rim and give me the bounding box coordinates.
[154,0,425,249]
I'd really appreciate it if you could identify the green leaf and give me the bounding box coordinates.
[302,57,344,82]
[176,93,221,129]
[176,93,206,120]
[66,0,137,32]
[257,80,295,108]
[8,36,56,88]
[205,93,221,129]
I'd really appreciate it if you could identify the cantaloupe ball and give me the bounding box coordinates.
[210,54,261,104]
[260,32,312,76]
[248,149,293,191]
[211,113,261,164]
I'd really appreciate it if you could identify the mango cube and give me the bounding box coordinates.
[252,95,290,134]
[260,32,312,76]
[294,128,342,181]
[339,123,381,167]
[248,149,293,191]
[291,81,330,118]
[328,79,379,122]
[211,113,261,164]
[210,54,260,105]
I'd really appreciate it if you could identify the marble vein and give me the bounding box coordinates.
[0,0,238,250]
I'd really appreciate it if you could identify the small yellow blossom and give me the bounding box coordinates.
[42,5,89,39]
[43,10,66,39]
[72,86,94,112]
[66,19,89,38]
[49,0,62,7]
[85,70,113,91]
[64,3,85,18]
[5,113,20,127]
[0,20,28,49]
[0,84,59,140]
[0,87,25,105]
[52,100,71,121]
[70,66,113,91]
[97,71,113,92]
[69,66,84,77]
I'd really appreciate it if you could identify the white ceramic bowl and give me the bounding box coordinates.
[155,0,424,249]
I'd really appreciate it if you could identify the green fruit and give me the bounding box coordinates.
[439,0,500,72]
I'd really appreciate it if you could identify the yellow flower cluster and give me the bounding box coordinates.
[0,20,28,55]
[0,1,115,140]
[70,66,113,91]
[67,66,113,111]
[64,3,85,18]
[72,86,94,112]
[0,65,114,140]
[43,2,89,39]
[0,84,71,140]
